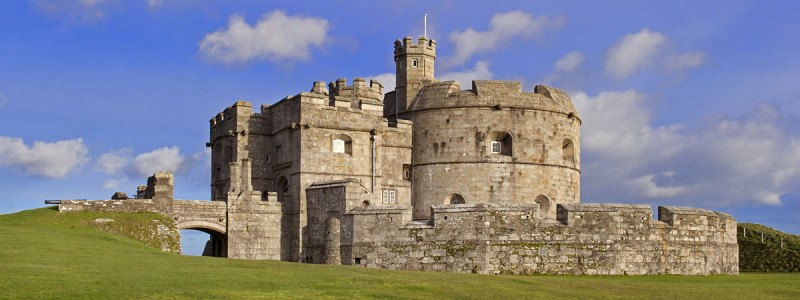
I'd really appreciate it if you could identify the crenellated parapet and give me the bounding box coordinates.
[325,78,384,109]
[328,201,738,275]
[394,36,436,57]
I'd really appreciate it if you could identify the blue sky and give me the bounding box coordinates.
[1,1,799,253]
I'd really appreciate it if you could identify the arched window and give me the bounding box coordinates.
[447,193,465,204]
[562,138,575,163]
[275,176,289,203]
[332,134,353,155]
[487,131,512,156]
[534,194,551,218]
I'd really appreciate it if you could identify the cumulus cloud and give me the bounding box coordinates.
[33,0,117,22]
[572,90,684,166]
[554,51,584,73]
[438,61,493,86]
[605,29,666,79]
[199,11,329,64]
[0,136,89,178]
[448,11,564,67]
[605,29,708,79]
[95,148,132,175]
[575,90,799,208]
[626,174,689,199]
[133,146,184,177]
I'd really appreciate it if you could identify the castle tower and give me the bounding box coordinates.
[394,36,436,113]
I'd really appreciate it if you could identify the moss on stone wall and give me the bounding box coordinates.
[78,211,180,253]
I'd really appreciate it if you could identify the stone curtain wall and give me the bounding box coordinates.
[343,203,738,275]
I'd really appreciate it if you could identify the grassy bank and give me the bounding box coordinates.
[1,207,798,299]
[738,223,800,272]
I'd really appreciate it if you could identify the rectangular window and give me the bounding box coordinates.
[402,164,411,181]
[333,139,345,153]
[382,189,397,204]
[491,141,502,153]
[412,59,418,67]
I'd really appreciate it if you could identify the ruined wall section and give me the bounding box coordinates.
[60,171,175,214]
[344,203,737,275]
[405,81,581,219]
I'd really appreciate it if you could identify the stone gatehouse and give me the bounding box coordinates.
[51,35,739,275]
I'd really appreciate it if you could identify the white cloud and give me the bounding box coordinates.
[438,61,493,86]
[554,51,584,73]
[572,90,684,166]
[133,146,184,177]
[199,11,329,64]
[605,29,666,79]
[575,90,800,208]
[626,174,688,198]
[0,93,8,108]
[665,51,707,70]
[448,11,564,67]
[0,136,89,178]
[369,73,396,93]
[95,148,132,175]
[33,0,117,22]
[756,191,782,206]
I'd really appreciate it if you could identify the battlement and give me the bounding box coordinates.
[210,101,252,128]
[327,77,383,98]
[394,36,436,56]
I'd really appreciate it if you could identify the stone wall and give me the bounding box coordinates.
[307,194,737,275]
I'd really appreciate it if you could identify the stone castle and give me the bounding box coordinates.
[51,35,739,275]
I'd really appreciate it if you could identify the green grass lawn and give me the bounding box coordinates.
[1,207,798,299]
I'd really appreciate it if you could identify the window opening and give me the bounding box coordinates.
[333,139,345,153]
[333,134,353,155]
[562,139,575,163]
[488,131,513,156]
[491,141,502,154]
[412,59,418,67]
[382,189,397,204]
[449,193,465,204]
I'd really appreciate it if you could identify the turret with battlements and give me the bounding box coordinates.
[392,36,436,116]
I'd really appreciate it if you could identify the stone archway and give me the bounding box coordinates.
[177,221,227,257]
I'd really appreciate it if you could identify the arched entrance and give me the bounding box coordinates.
[177,221,227,257]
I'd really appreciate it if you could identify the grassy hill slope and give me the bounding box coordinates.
[1,207,798,299]
[738,223,800,272]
